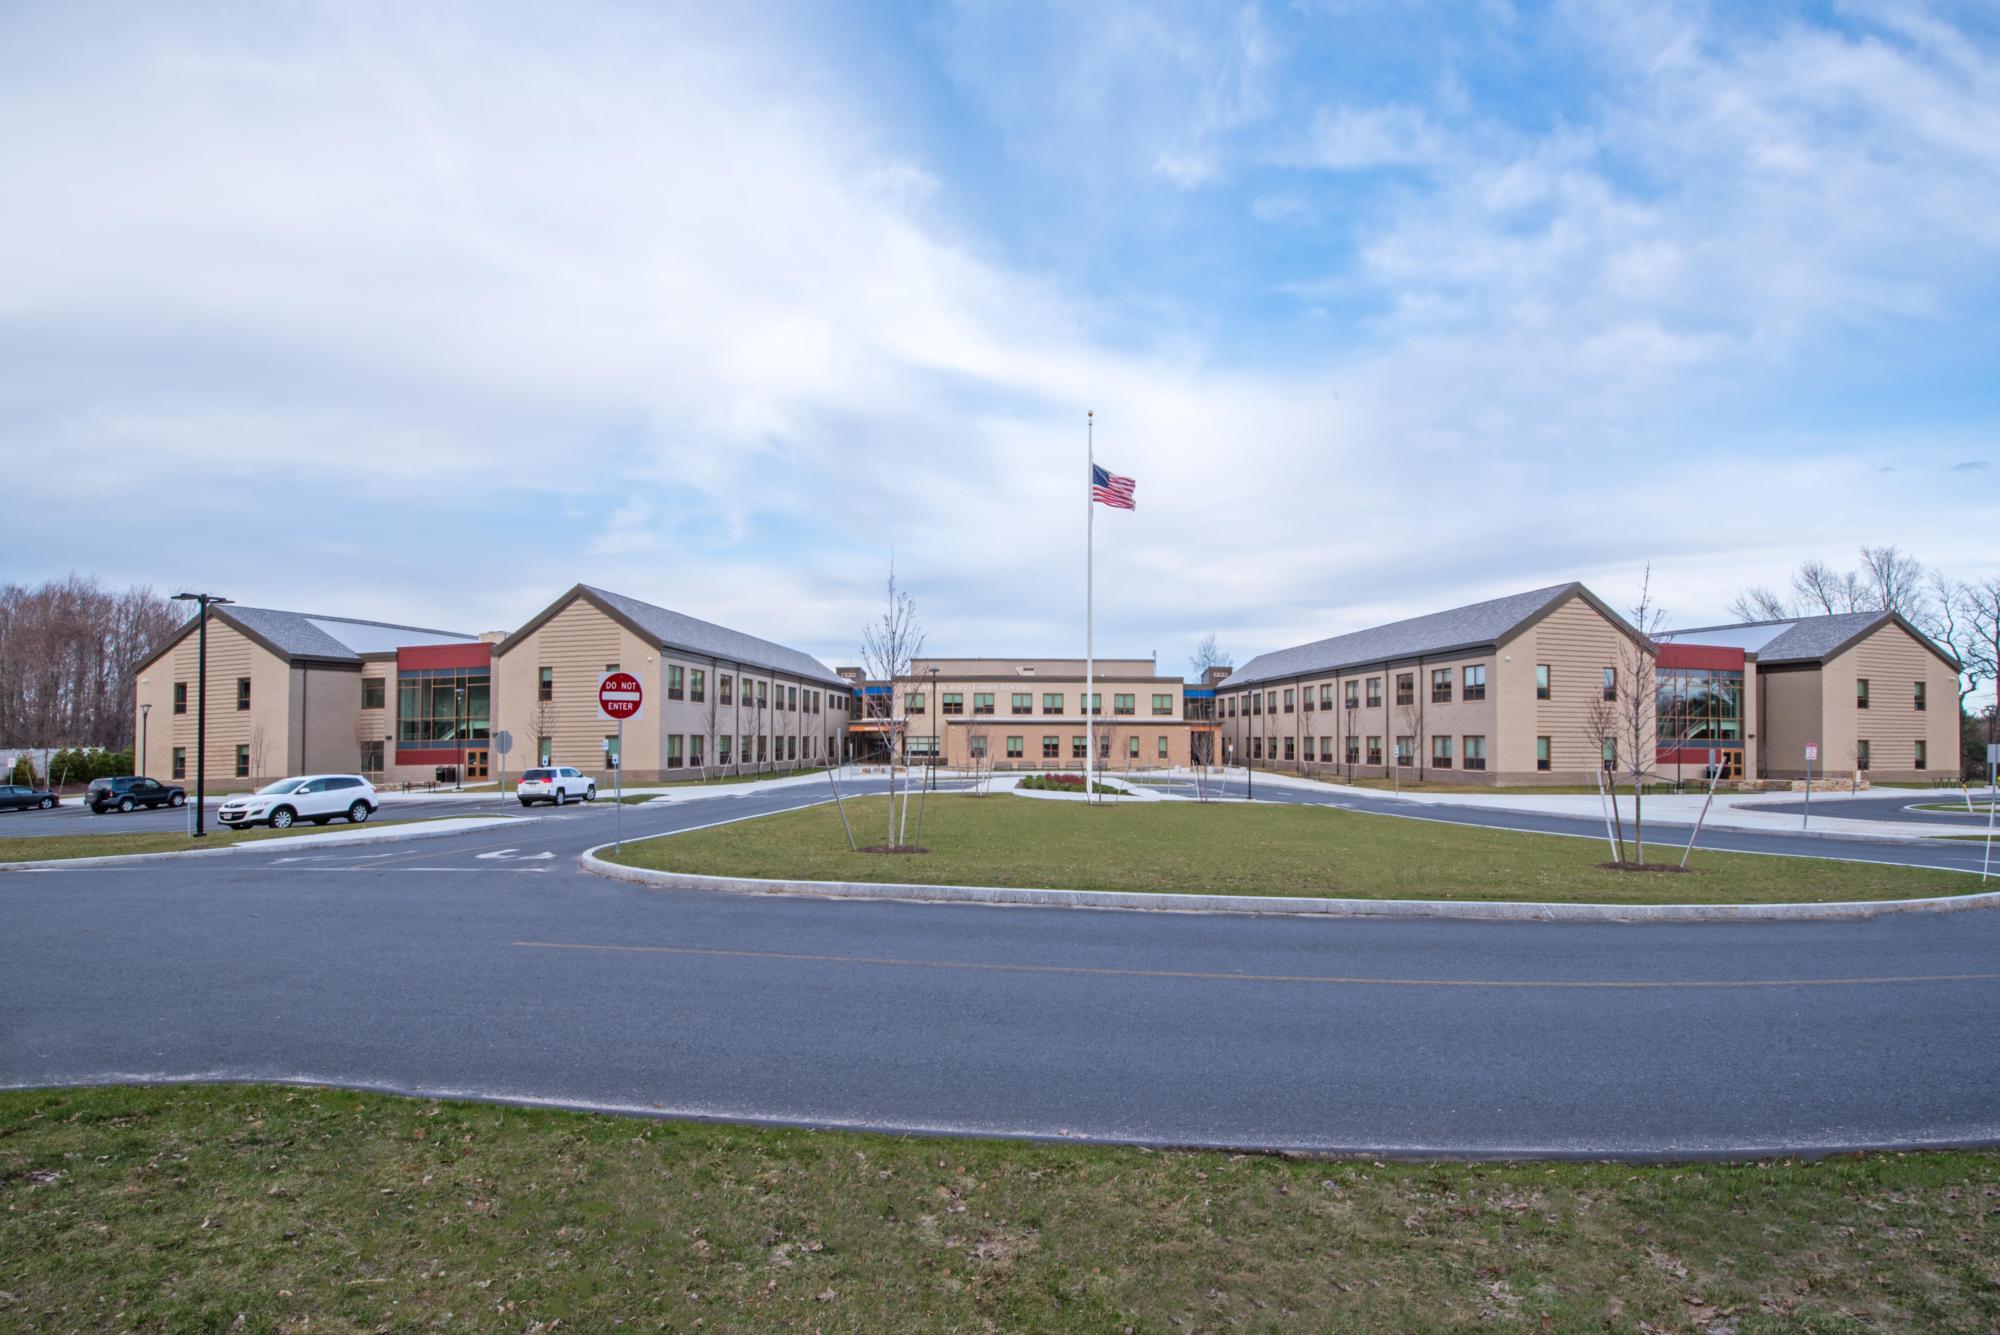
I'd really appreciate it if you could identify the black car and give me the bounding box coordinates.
[0,783,59,811]
[87,775,187,814]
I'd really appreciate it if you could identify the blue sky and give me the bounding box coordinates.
[3,0,1995,675]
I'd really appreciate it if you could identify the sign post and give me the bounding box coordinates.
[1984,743,1998,883]
[597,672,645,851]
[493,729,513,809]
[1802,743,1817,830]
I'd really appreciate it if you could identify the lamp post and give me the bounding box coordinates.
[927,666,940,790]
[170,593,232,837]
[454,686,465,791]
[139,701,150,777]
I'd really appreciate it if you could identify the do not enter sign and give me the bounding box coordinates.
[598,671,645,721]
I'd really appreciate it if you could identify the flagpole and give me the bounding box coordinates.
[1085,410,1094,804]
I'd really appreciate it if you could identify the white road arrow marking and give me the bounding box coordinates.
[475,849,555,861]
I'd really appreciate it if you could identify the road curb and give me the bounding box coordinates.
[0,816,520,871]
[577,846,2000,923]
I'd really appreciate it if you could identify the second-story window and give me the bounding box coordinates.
[539,667,553,701]
[1856,678,1870,710]
[1602,667,1617,702]
[1012,692,1032,714]
[1366,677,1382,708]
[668,665,685,700]
[941,692,964,715]
[1463,664,1486,701]
[1430,668,1452,704]
[720,674,733,705]
[1152,693,1172,715]
[1043,692,1063,715]
[1114,693,1135,716]
[236,677,251,711]
[1914,680,1927,711]
[1536,664,1551,700]
[974,692,994,715]
[691,670,705,704]
[1282,688,1294,714]
[907,692,926,714]
[1396,674,1414,707]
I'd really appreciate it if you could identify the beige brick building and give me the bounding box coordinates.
[1216,583,1646,785]
[851,657,1203,770]
[492,585,850,783]
[1668,611,1960,783]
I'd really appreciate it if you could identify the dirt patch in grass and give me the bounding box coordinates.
[601,795,1973,905]
[4,1083,2000,1333]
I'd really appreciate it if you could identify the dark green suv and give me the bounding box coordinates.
[86,775,187,814]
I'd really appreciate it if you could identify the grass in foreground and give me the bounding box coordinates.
[4,1084,1999,1333]
[0,815,506,864]
[603,795,1971,904]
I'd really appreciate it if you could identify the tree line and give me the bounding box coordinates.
[0,575,186,750]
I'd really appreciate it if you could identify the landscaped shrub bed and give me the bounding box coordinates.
[1019,773,1122,794]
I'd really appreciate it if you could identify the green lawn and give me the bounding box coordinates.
[601,794,1973,904]
[4,1084,1999,1333]
[0,815,506,864]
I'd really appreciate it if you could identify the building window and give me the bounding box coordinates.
[787,686,797,712]
[969,734,988,759]
[234,744,250,778]
[1432,735,1453,769]
[1264,691,1276,715]
[1252,692,1262,715]
[1072,735,1089,759]
[1601,737,1617,770]
[1602,667,1617,702]
[757,736,768,763]
[1283,737,1295,761]
[1535,665,1550,700]
[1463,735,1486,771]
[539,736,553,766]
[1089,693,1104,716]
[1127,735,1140,759]
[236,677,252,711]
[941,693,963,715]
[1395,736,1413,766]
[171,746,186,779]
[1463,665,1486,702]
[719,735,732,764]
[1043,736,1060,759]
[690,735,705,768]
[1115,693,1135,716]
[1915,739,1927,770]
[1914,681,1927,711]
[616,733,633,767]
[1536,736,1551,772]
[1321,737,1334,761]
[1158,736,1170,759]
[1856,739,1871,771]
[1044,693,1063,715]
[1346,737,1360,765]
[360,740,384,772]
[756,681,768,709]
[720,674,733,705]
[1006,735,1024,759]
[538,667,553,701]
[788,737,797,761]
[1282,689,1294,714]
[1320,684,1333,710]
[1396,673,1414,707]
[1345,681,1360,709]
[1856,678,1870,710]
[1153,693,1173,716]
[1013,693,1033,715]
[1366,736,1382,766]
[1303,687,1314,713]
[362,677,386,710]
[1366,678,1383,708]
[907,692,926,714]
[1431,668,1452,705]
[1252,737,1263,760]
[691,670,706,704]
[666,665,684,700]
[173,681,187,714]
[397,667,490,748]
[974,693,995,715]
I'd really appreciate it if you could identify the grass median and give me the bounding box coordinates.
[0,815,506,864]
[5,1083,2000,1332]
[599,794,1972,904]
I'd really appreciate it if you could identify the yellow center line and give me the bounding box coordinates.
[510,941,2000,990]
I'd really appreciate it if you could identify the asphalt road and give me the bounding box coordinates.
[6,776,1999,1157]
[1749,790,1999,828]
[0,791,568,838]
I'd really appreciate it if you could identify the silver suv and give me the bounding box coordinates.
[218,775,378,829]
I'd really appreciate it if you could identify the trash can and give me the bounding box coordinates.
[435,765,457,783]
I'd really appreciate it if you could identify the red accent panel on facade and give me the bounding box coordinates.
[1657,643,1745,670]
[397,642,495,671]
[395,747,479,765]
[1655,745,1743,763]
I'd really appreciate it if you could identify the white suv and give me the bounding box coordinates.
[219,775,378,829]
[517,767,596,807]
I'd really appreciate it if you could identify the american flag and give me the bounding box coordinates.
[1091,464,1136,510]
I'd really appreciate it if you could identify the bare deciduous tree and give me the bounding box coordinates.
[859,564,925,851]
[1188,633,1230,678]
[1585,569,1668,866]
[0,574,184,749]
[522,693,559,769]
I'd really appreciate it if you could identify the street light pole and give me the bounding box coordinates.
[927,666,939,791]
[455,686,465,791]
[140,702,150,778]
[171,593,232,837]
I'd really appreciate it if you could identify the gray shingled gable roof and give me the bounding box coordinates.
[221,607,474,662]
[1671,610,1958,668]
[1219,583,1607,691]
[576,585,845,688]
[138,604,475,671]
